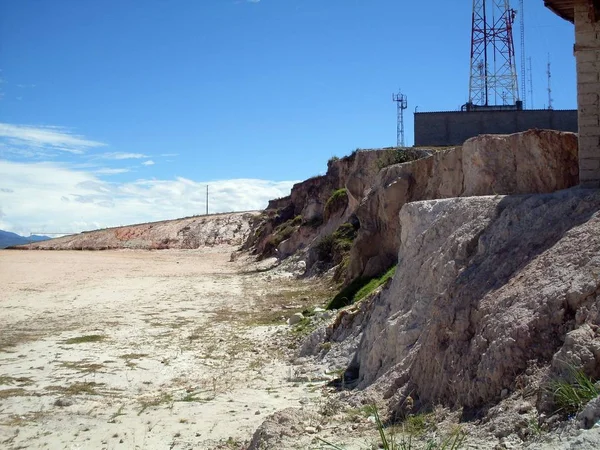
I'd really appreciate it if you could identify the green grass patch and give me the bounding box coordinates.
[0,388,28,399]
[63,334,106,344]
[0,375,33,386]
[547,365,600,416]
[376,148,422,170]
[327,265,396,310]
[138,392,174,415]
[119,353,148,360]
[59,361,104,373]
[291,317,317,336]
[324,188,348,218]
[46,381,104,396]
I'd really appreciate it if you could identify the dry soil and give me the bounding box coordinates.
[0,248,332,449]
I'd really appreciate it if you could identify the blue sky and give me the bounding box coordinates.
[0,0,577,234]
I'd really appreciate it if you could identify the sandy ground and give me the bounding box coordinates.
[0,248,333,449]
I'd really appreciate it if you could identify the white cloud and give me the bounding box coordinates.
[0,160,296,235]
[0,123,106,155]
[142,160,155,166]
[94,168,130,175]
[102,152,148,160]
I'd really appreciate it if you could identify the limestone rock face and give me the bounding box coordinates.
[354,189,600,411]
[20,212,259,250]
[347,130,579,281]
[462,130,579,196]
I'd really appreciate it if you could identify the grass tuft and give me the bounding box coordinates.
[547,365,599,416]
[63,334,106,344]
[46,381,104,396]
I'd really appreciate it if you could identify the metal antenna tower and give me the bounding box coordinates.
[528,56,534,108]
[547,54,553,110]
[468,0,520,108]
[392,90,408,147]
[519,0,526,109]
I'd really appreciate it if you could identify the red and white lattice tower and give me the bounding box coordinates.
[468,0,520,108]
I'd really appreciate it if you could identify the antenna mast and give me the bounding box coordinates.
[519,0,526,109]
[392,90,408,147]
[528,56,534,108]
[468,0,520,108]
[547,54,553,110]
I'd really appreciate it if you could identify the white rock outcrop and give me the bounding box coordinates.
[353,189,600,411]
[347,129,579,281]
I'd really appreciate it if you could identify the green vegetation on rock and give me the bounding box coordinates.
[547,365,599,416]
[263,215,302,254]
[327,265,396,310]
[377,148,422,170]
[324,188,349,218]
[314,222,358,265]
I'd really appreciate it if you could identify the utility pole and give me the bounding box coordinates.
[206,185,209,215]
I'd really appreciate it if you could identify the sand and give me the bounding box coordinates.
[0,248,330,449]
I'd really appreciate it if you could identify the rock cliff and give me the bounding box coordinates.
[353,190,600,416]
[244,147,429,265]
[244,130,579,287]
[347,129,579,281]
[17,212,258,250]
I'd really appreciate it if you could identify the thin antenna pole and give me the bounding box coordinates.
[528,56,534,108]
[206,185,209,215]
[547,54,553,110]
[392,90,408,147]
[519,0,526,108]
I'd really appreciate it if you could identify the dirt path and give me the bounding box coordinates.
[0,248,331,449]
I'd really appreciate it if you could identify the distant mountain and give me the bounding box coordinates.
[0,230,51,249]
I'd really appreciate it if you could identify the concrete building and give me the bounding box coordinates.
[414,109,577,147]
[545,0,600,187]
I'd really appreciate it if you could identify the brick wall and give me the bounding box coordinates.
[575,0,600,187]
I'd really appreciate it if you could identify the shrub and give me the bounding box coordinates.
[315,234,335,262]
[263,216,302,255]
[377,148,422,170]
[313,222,359,266]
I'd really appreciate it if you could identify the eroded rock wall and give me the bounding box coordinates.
[347,129,579,281]
[248,148,426,260]
[354,189,600,411]
[22,212,259,250]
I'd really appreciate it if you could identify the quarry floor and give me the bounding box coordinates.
[0,248,339,449]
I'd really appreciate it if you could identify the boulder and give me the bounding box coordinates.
[287,313,304,326]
